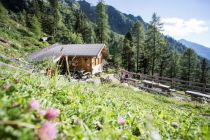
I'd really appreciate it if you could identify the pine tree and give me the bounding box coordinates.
[74,11,94,43]
[145,13,163,75]
[30,0,40,17]
[122,32,135,71]
[158,40,170,77]
[138,47,150,74]
[166,51,180,78]
[96,0,109,44]
[132,21,145,72]
[109,32,123,67]
[26,14,42,37]
[180,48,198,81]
[200,58,209,84]
[48,0,60,36]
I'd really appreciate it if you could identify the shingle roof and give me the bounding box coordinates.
[27,44,106,61]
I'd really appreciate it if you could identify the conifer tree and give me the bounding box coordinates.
[48,0,60,36]
[180,48,198,81]
[26,14,42,37]
[158,40,170,77]
[109,32,123,67]
[132,21,145,72]
[145,13,163,75]
[74,11,94,43]
[30,0,41,17]
[200,58,209,84]
[96,0,109,44]
[122,32,135,71]
[166,51,180,78]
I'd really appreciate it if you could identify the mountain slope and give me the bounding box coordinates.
[179,39,210,60]
[75,0,147,35]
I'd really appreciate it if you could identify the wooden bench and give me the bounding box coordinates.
[139,84,169,96]
[141,80,171,95]
[142,80,158,88]
[185,90,210,102]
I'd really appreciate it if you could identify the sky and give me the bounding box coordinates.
[85,0,210,48]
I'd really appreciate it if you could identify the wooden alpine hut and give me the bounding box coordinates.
[27,43,107,74]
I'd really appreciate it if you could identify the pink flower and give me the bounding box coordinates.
[29,99,40,111]
[44,108,60,121]
[38,122,57,140]
[118,116,126,125]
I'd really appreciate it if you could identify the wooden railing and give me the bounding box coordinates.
[120,70,210,94]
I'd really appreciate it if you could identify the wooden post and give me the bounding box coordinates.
[203,83,206,93]
[65,56,70,75]
[171,78,174,88]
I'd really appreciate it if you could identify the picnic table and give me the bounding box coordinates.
[185,90,210,102]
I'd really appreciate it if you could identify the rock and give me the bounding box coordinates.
[86,79,94,84]
[150,131,161,140]
[40,37,48,42]
[122,83,129,87]
[95,121,103,130]
[93,78,101,86]
[171,122,180,128]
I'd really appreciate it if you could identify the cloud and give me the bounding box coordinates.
[161,18,209,38]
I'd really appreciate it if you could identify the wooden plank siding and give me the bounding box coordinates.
[57,54,103,75]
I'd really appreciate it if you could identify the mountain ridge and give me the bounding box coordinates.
[179,39,210,60]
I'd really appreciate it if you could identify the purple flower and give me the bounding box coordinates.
[29,99,40,111]
[38,122,57,140]
[118,116,126,125]
[45,108,60,121]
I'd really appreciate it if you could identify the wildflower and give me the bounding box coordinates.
[171,122,180,128]
[118,116,126,125]
[2,82,10,91]
[45,108,60,121]
[29,99,40,111]
[38,122,57,140]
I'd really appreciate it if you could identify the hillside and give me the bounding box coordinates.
[0,67,210,139]
[76,0,146,35]
[179,39,210,60]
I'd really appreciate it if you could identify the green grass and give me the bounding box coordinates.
[0,67,210,140]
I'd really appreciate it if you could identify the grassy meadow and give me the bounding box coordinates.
[0,67,209,140]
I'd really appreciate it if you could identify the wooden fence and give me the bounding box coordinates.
[120,70,210,95]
